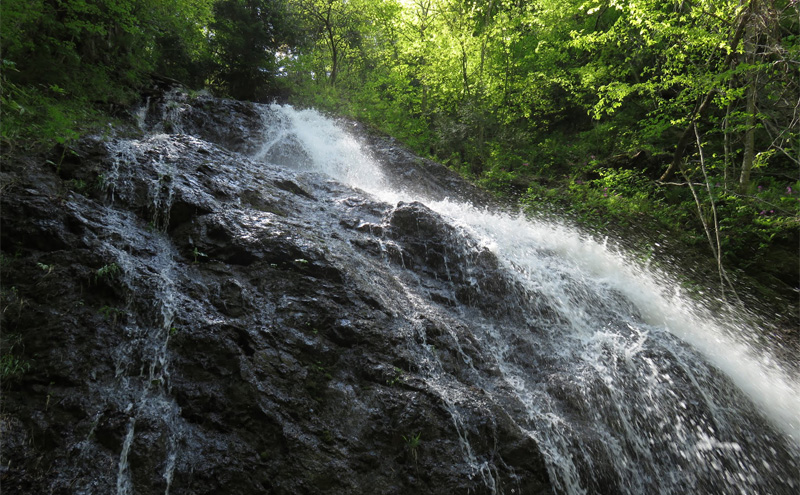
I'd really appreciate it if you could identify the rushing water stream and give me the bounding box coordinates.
[251,104,800,494]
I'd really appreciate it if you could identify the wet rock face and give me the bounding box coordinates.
[358,131,497,206]
[379,201,526,319]
[141,88,266,154]
[0,93,552,494]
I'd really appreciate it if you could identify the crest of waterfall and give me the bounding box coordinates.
[253,103,800,494]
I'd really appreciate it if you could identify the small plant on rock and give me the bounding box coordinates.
[403,432,422,461]
[0,334,30,380]
[94,262,120,283]
[98,305,125,324]
[192,247,207,264]
[386,367,404,386]
[37,262,54,274]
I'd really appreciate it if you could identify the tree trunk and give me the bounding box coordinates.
[739,79,757,192]
[329,41,338,86]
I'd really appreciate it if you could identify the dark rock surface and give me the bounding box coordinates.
[140,87,266,154]
[0,91,552,494]
[362,133,498,207]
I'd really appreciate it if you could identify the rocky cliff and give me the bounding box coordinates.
[3,88,799,495]
[0,90,552,494]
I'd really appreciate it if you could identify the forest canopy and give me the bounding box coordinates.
[1,0,798,317]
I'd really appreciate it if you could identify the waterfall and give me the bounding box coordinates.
[252,104,800,494]
[7,88,799,493]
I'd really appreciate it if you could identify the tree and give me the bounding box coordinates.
[291,0,370,86]
[1,0,215,99]
[210,0,294,101]
[1,0,214,146]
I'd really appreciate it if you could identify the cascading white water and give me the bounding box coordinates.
[99,134,189,495]
[252,104,800,493]
[253,106,389,193]
[431,203,800,442]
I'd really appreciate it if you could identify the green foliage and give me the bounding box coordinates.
[95,263,121,283]
[289,0,375,87]
[210,0,294,100]
[0,61,103,150]
[386,367,404,386]
[192,247,208,264]
[403,431,421,448]
[98,305,125,323]
[402,431,422,461]
[283,0,798,312]
[0,0,218,150]
[0,353,30,380]
[0,333,29,381]
[715,178,800,267]
[0,0,298,150]
[479,166,516,194]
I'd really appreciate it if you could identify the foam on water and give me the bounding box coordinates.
[430,200,800,445]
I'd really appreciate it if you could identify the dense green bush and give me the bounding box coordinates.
[0,0,296,150]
